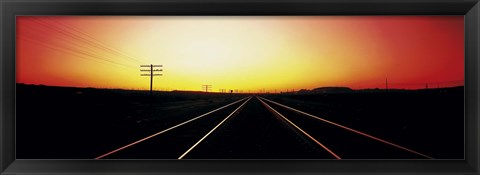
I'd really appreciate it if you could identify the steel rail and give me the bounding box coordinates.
[257,96,341,159]
[259,96,433,159]
[95,97,250,159]
[178,97,252,159]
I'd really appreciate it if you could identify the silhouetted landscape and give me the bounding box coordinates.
[265,86,464,159]
[16,83,464,159]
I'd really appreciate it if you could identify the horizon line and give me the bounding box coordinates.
[16,82,465,93]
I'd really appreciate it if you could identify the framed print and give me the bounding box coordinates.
[1,0,479,174]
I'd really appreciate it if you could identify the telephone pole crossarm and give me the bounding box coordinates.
[202,85,212,93]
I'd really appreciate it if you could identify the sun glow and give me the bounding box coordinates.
[17,16,464,92]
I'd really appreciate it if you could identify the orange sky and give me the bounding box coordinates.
[16,16,464,92]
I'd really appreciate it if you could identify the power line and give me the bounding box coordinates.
[27,17,143,69]
[27,19,133,69]
[44,17,146,63]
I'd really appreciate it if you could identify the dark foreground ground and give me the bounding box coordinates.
[16,84,246,159]
[263,86,464,159]
[16,84,464,159]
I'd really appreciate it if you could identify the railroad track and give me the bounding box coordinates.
[95,97,251,159]
[258,96,433,159]
[95,96,432,159]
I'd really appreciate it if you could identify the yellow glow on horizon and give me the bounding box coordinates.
[17,16,464,92]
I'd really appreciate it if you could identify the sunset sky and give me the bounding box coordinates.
[16,16,464,92]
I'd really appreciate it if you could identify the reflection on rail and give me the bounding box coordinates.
[258,96,433,159]
[257,96,341,159]
[179,97,252,159]
[95,97,250,159]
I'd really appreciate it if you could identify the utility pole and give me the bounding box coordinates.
[386,78,388,91]
[140,64,162,96]
[202,85,212,93]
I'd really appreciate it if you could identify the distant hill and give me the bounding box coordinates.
[295,85,464,94]
[312,87,353,93]
[296,87,353,94]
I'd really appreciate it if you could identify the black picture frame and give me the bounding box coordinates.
[1,0,479,174]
